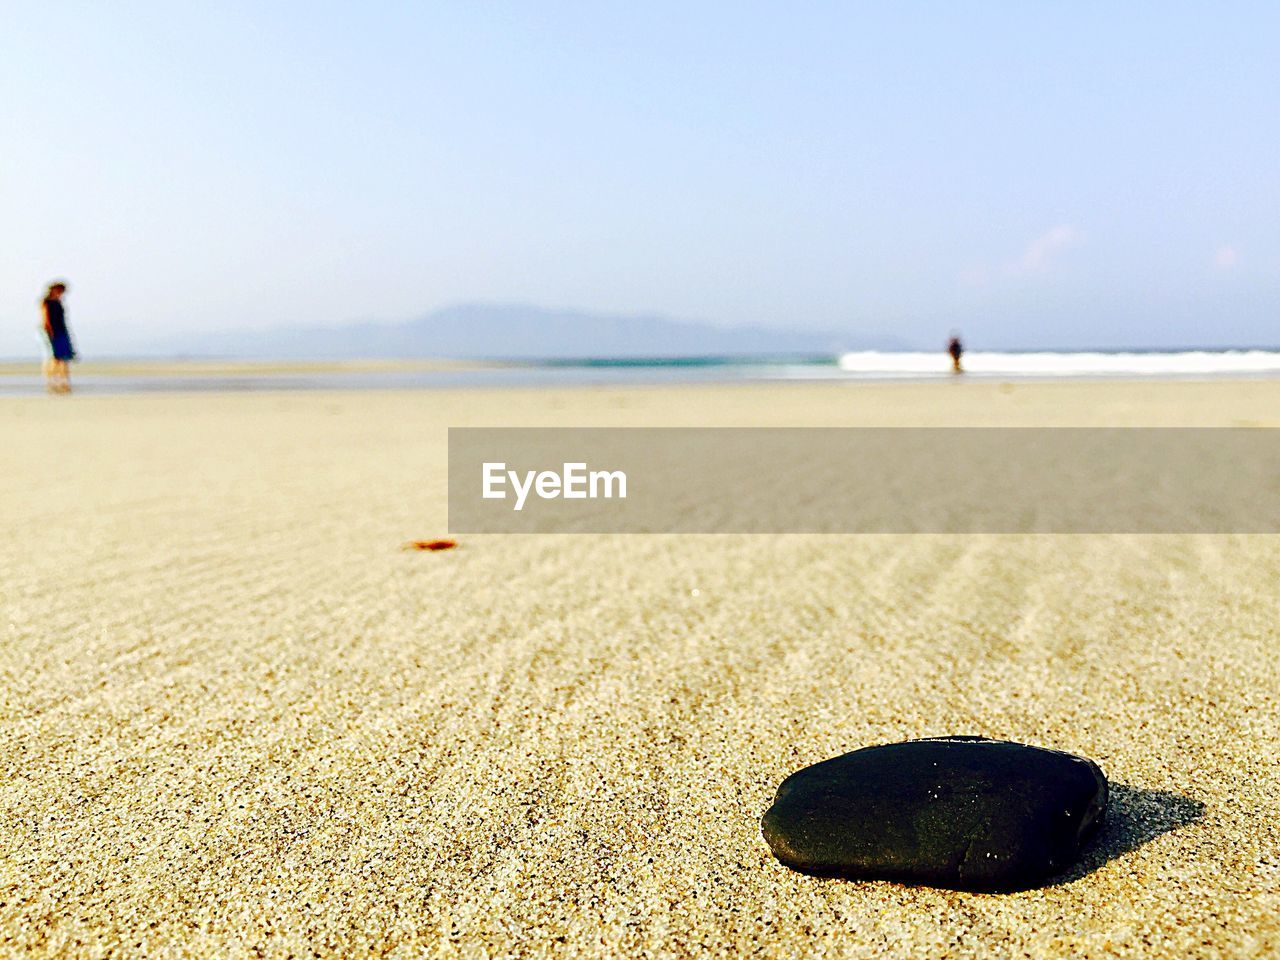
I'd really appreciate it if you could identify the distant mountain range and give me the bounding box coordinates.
[171,304,909,360]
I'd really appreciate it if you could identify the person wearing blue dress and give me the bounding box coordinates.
[41,281,75,393]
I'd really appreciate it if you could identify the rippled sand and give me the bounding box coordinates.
[1,379,1277,958]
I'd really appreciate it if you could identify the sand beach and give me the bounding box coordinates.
[1,378,1278,957]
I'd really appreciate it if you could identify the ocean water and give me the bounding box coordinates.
[835,349,1280,378]
[2,350,1280,395]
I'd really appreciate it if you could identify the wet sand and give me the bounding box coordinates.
[0,358,495,377]
[1,379,1277,957]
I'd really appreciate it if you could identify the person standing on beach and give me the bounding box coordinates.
[947,333,964,374]
[41,281,75,393]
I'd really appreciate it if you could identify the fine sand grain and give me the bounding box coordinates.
[1,379,1278,958]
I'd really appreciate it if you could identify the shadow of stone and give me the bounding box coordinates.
[1051,784,1205,886]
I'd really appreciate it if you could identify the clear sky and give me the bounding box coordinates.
[3,1,1278,356]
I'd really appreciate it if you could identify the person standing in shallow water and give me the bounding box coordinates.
[41,281,75,393]
[947,333,964,374]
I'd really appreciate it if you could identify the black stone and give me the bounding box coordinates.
[761,737,1107,892]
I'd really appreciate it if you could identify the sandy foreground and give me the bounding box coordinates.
[1,378,1278,959]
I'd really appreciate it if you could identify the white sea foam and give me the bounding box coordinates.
[835,350,1280,378]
